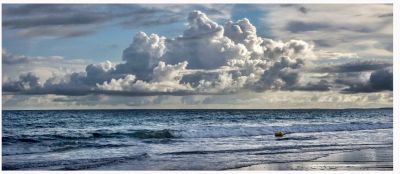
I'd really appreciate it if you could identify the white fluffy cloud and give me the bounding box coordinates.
[3,10,392,98]
[122,32,166,77]
[151,61,188,82]
[97,61,192,94]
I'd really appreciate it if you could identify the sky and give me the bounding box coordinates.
[1,4,393,109]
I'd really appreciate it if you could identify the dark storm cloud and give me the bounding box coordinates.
[369,68,393,91]
[309,61,392,93]
[340,68,392,93]
[312,61,392,73]
[2,73,41,92]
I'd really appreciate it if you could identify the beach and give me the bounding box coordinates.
[237,147,393,170]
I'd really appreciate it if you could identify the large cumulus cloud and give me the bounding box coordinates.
[2,10,392,96]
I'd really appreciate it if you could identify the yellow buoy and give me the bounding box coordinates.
[274,131,285,137]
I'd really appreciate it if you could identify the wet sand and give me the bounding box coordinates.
[237,147,393,170]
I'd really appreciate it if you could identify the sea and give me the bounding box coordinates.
[2,109,393,170]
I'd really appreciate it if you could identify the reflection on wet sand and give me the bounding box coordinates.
[238,147,393,170]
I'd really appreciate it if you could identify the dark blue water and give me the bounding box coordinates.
[2,109,393,170]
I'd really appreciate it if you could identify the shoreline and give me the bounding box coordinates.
[236,147,393,170]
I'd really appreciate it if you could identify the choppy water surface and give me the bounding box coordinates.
[2,109,393,170]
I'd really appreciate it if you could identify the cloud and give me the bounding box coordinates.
[298,6,309,14]
[163,11,248,70]
[120,4,233,28]
[2,10,392,97]
[306,60,392,93]
[121,32,167,79]
[3,13,108,29]
[288,80,331,91]
[2,72,41,92]
[124,16,181,27]
[3,4,234,39]
[2,49,63,65]
[97,61,192,95]
[369,68,393,91]
[378,13,393,18]
[314,50,359,60]
[2,50,87,87]
[286,21,330,33]
[184,10,224,38]
[279,4,309,14]
[15,25,99,38]
[2,90,392,110]
[259,4,392,59]
[152,61,188,82]
[311,60,392,73]
[3,4,112,38]
[339,68,393,93]
[254,56,306,91]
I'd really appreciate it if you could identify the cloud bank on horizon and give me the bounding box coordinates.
[2,4,393,109]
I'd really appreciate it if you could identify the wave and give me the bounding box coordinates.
[3,153,149,170]
[162,143,391,155]
[174,122,392,138]
[91,129,176,139]
[2,143,135,157]
[3,122,392,143]
[2,137,40,144]
[2,129,178,144]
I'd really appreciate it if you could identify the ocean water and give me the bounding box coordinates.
[2,109,393,170]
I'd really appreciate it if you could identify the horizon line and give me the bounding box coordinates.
[1,107,393,111]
